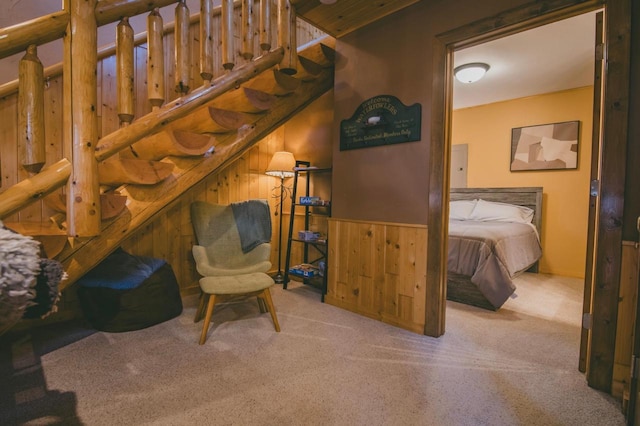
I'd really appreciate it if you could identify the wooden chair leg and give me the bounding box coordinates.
[199,294,217,345]
[194,292,208,323]
[257,296,267,313]
[262,288,280,332]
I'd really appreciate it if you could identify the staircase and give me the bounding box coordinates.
[0,1,335,291]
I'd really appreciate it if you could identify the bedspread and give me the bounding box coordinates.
[448,220,542,308]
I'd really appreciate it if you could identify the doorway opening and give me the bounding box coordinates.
[446,11,597,319]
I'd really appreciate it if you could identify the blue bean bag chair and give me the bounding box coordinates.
[77,249,182,332]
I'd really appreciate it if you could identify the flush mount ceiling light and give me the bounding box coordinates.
[454,62,490,84]
[319,0,337,4]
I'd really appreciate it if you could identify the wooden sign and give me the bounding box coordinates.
[340,95,421,151]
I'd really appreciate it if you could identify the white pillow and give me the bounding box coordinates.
[468,199,534,224]
[449,199,477,220]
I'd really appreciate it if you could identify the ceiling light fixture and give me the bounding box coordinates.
[454,62,490,84]
[319,0,337,4]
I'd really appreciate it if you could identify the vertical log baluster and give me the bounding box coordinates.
[147,8,165,110]
[200,0,214,83]
[65,0,100,237]
[116,18,135,126]
[175,0,190,94]
[18,44,45,173]
[278,0,296,75]
[259,0,271,52]
[221,0,235,70]
[241,0,254,60]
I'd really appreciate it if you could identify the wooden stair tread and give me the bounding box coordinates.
[3,221,68,259]
[44,192,127,221]
[122,130,215,161]
[242,68,301,95]
[210,87,276,113]
[98,157,175,186]
[170,107,257,134]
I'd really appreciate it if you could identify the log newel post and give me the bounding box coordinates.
[222,0,235,70]
[147,8,165,110]
[65,0,101,237]
[200,0,214,83]
[116,17,135,126]
[175,0,190,94]
[241,0,254,60]
[277,0,297,75]
[259,0,271,52]
[18,44,46,173]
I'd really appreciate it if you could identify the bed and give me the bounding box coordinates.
[447,187,543,311]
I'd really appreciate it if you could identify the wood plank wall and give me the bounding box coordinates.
[612,241,639,401]
[325,218,427,334]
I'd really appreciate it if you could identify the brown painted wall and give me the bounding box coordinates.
[331,0,531,224]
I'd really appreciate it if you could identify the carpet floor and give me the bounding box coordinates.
[0,273,626,425]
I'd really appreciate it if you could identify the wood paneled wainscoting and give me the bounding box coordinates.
[326,218,427,334]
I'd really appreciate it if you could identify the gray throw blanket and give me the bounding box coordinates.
[231,199,272,253]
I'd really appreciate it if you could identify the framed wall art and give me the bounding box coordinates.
[510,120,580,171]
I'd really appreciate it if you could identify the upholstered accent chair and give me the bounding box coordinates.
[190,200,280,344]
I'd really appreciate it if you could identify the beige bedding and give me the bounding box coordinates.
[448,219,542,308]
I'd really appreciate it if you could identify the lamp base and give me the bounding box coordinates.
[272,271,284,284]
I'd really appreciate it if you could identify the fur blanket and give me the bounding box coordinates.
[0,220,41,334]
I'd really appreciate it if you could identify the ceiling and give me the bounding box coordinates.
[291,0,421,38]
[453,11,597,109]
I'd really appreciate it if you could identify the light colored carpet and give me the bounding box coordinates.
[2,273,625,425]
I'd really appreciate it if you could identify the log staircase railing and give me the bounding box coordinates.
[0,0,335,287]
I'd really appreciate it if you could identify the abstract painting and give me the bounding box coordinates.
[510,121,580,171]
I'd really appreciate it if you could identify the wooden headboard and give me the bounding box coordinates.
[449,187,543,235]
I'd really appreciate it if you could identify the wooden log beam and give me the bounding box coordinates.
[95,47,284,162]
[175,0,191,94]
[117,18,135,125]
[200,0,215,83]
[0,159,71,219]
[18,45,46,173]
[0,11,68,59]
[65,0,101,238]
[95,0,178,26]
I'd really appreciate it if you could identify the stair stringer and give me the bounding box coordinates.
[56,62,334,290]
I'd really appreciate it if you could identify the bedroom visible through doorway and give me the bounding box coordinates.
[447,11,597,314]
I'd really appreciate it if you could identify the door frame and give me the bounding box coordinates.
[426,0,631,393]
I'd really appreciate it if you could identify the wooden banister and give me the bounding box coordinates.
[95,0,177,26]
[0,11,69,59]
[0,159,72,219]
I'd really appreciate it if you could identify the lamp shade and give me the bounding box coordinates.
[266,151,296,178]
[454,62,490,84]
